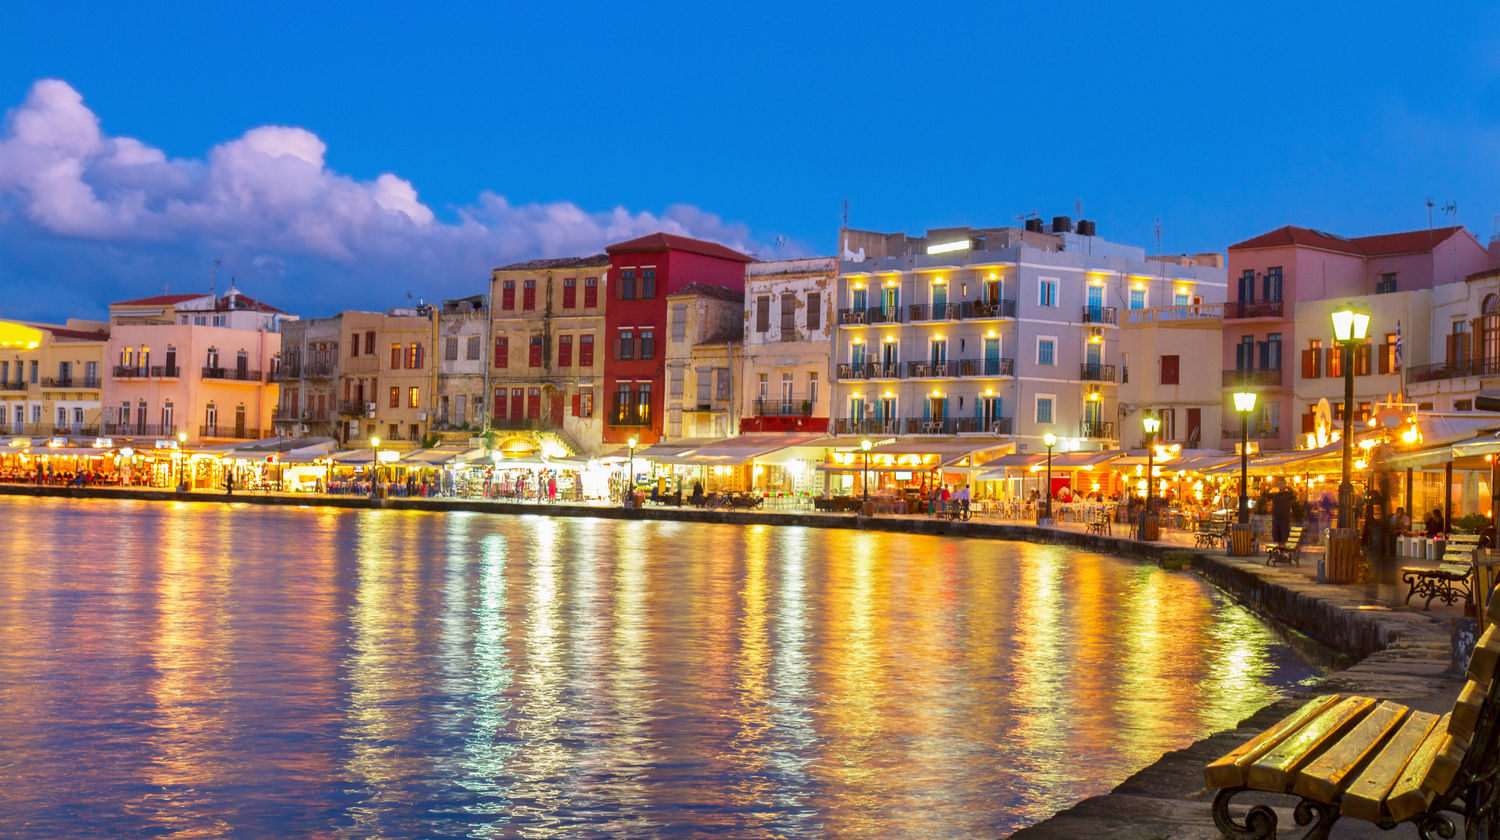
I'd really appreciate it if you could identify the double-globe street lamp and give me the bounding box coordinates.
[1331,302,1371,528]
[1233,391,1257,524]
[1140,414,1160,540]
[1042,432,1057,522]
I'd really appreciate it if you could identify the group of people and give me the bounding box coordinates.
[928,483,971,514]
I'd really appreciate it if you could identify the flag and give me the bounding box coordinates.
[1395,321,1403,370]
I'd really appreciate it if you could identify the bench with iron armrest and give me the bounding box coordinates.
[1086,507,1112,536]
[1204,593,1500,839]
[1402,534,1483,611]
[1265,526,1306,567]
[1197,514,1231,549]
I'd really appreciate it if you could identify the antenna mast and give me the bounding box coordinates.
[209,259,221,296]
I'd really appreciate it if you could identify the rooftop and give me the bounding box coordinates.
[668,282,745,303]
[494,254,609,271]
[1230,225,1467,256]
[606,232,754,263]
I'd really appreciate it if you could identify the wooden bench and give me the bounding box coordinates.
[1265,526,1306,567]
[1086,508,1112,536]
[1197,514,1230,549]
[1403,534,1482,611]
[1204,594,1500,839]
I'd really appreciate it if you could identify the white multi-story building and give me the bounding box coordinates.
[833,219,1226,455]
[739,258,837,434]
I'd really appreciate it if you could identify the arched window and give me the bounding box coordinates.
[1484,294,1499,314]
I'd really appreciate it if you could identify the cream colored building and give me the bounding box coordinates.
[664,283,743,440]
[489,255,609,454]
[1292,290,1429,437]
[435,295,489,432]
[103,288,288,443]
[335,308,435,448]
[1118,302,1227,449]
[0,319,108,436]
[739,258,836,434]
[272,314,344,440]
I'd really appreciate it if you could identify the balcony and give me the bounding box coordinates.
[489,418,562,431]
[304,362,337,378]
[339,400,372,416]
[1079,363,1116,383]
[1081,306,1119,325]
[200,425,262,440]
[902,417,1006,435]
[2,424,100,437]
[960,299,1017,319]
[0,379,27,390]
[111,365,180,379]
[837,362,903,380]
[1126,302,1224,325]
[906,360,958,378]
[40,377,102,389]
[1407,358,1500,383]
[1225,300,1285,319]
[906,303,962,322]
[202,366,263,383]
[833,418,901,436]
[753,396,813,417]
[1221,368,1284,387]
[275,363,302,380]
[1079,420,1116,440]
[958,357,1015,377]
[1223,426,1282,441]
[100,423,178,438]
[609,400,652,427]
[836,306,904,325]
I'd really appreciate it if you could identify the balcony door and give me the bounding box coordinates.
[984,278,1001,305]
[930,337,947,369]
[881,339,897,372]
[510,388,525,422]
[205,403,217,436]
[851,286,866,311]
[931,282,947,314]
[850,342,865,368]
[1085,342,1102,370]
[981,396,1000,431]
[881,285,899,317]
[234,405,246,438]
[1084,400,1103,433]
[1086,285,1103,317]
[984,337,1001,375]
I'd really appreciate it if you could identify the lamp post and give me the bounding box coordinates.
[1141,414,1161,540]
[177,430,188,492]
[1331,302,1371,528]
[1042,432,1057,523]
[1233,391,1257,524]
[626,436,638,505]
[861,438,873,513]
[369,436,381,498]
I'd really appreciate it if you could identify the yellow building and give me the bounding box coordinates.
[0,319,108,436]
[335,308,436,447]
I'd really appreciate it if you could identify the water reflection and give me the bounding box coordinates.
[0,497,1321,839]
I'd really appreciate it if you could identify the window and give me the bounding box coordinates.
[1039,278,1057,307]
[618,329,635,360]
[1173,289,1192,306]
[642,269,656,299]
[558,335,573,367]
[391,344,403,368]
[1302,339,1323,379]
[494,337,508,368]
[1037,337,1056,366]
[757,372,769,399]
[365,331,375,355]
[579,334,594,366]
[407,343,424,369]
[715,368,731,401]
[501,280,516,310]
[1379,333,1398,374]
[1264,266,1283,301]
[618,270,636,300]
[466,336,481,360]
[1129,288,1146,310]
[351,336,360,357]
[563,277,577,309]
[445,337,459,361]
[194,315,207,326]
[640,328,655,360]
[584,276,598,308]
[408,387,419,408]
[1161,355,1179,385]
[1036,395,1054,425]
[1237,269,1255,303]
[29,360,39,383]
[529,336,543,367]
[1327,343,1343,378]
[808,371,819,405]
[807,292,822,331]
[756,295,770,332]
[671,304,687,340]
[578,386,593,418]
[520,279,536,310]
[389,386,399,408]
[494,387,507,419]
[781,294,796,333]
[212,314,225,327]
[1377,272,1397,294]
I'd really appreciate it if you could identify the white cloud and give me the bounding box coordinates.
[0,78,796,320]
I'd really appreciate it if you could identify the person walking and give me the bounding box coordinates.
[1269,479,1295,544]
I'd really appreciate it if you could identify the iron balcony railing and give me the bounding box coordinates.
[833,418,900,436]
[1081,306,1119,325]
[202,367,263,383]
[304,362,337,378]
[907,359,1016,378]
[753,396,813,417]
[608,400,652,426]
[100,423,178,438]
[836,362,903,380]
[1079,363,1116,382]
[1079,420,1116,439]
[339,400,371,416]
[1221,368,1284,387]
[1225,300,1285,319]
[906,303,962,322]
[0,379,27,390]
[1407,358,1500,382]
[960,299,1018,319]
[836,306,905,325]
[200,425,261,439]
[111,365,180,379]
[3,424,101,437]
[40,377,102,389]
[832,417,1012,436]
[1223,426,1282,441]
[275,363,302,380]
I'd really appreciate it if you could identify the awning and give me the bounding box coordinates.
[974,450,1123,480]
[332,449,380,464]
[867,439,995,468]
[675,433,823,465]
[637,440,722,466]
[32,447,113,457]
[400,447,482,465]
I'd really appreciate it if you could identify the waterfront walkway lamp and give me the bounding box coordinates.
[627,437,638,505]
[861,438,873,511]
[1331,302,1371,527]
[176,430,188,491]
[369,436,381,499]
[1141,414,1161,540]
[1233,391,1257,524]
[1042,432,1057,522]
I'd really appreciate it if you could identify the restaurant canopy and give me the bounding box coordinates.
[974,450,1122,480]
[400,447,483,465]
[674,433,823,465]
[820,439,994,473]
[635,440,722,466]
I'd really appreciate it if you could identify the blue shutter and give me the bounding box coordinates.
[923,399,931,422]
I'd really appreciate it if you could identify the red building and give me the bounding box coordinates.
[603,232,754,444]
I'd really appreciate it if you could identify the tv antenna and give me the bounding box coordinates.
[1426,198,1435,230]
[209,259,221,296]
[1443,201,1458,225]
[774,235,786,257]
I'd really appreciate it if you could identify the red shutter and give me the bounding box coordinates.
[1301,349,1315,379]
[579,335,594,366]
[558,335,572,367]
[563,279,576,309]
[495,337,508,369]
[494,388,506,418]
[526,388,541,419]
[529,337,543,368]
[502,282,515,310]
[1160,355,1179,385]
[511,388,524,419]
[1379,343,1391,375]
[571,393,581,416]
[523,281,536,311]
[584,278,598,308]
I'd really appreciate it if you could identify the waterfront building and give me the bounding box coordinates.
[434,295,489,433]
[333,307,435,447]
[103,287,289,443]
[662,283,744,441]
[834,219,1227,458]
[1118,296,1228,450]
[488,255,609,455]
[739,258,837,435]
[1224,225,1490,450]
[1404,264,1500,414]
[602,233,754,446]
[272,315,343,440]
[0,318,108,437]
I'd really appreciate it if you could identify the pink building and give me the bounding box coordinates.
[1223,225,1490,451]
[103,287,291,443]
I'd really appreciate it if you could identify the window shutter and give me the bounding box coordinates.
[1301,349,1315,379]
[1378,343,1391,375]
[572,393,581,416]
[495,337,508,369]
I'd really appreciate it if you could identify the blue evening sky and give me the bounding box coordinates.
[1,1,1498,321]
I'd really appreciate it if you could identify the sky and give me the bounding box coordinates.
[2,1,1499,323]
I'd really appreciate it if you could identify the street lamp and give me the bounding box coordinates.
[369,435,381,498]
[861,438,873,511]
[1331,302,1371,528]
[627,436,638,505]
[1141,414,1161,540]
[1042,432,1057,522]
[177,430,188,492]
[1233,391,1257,524]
